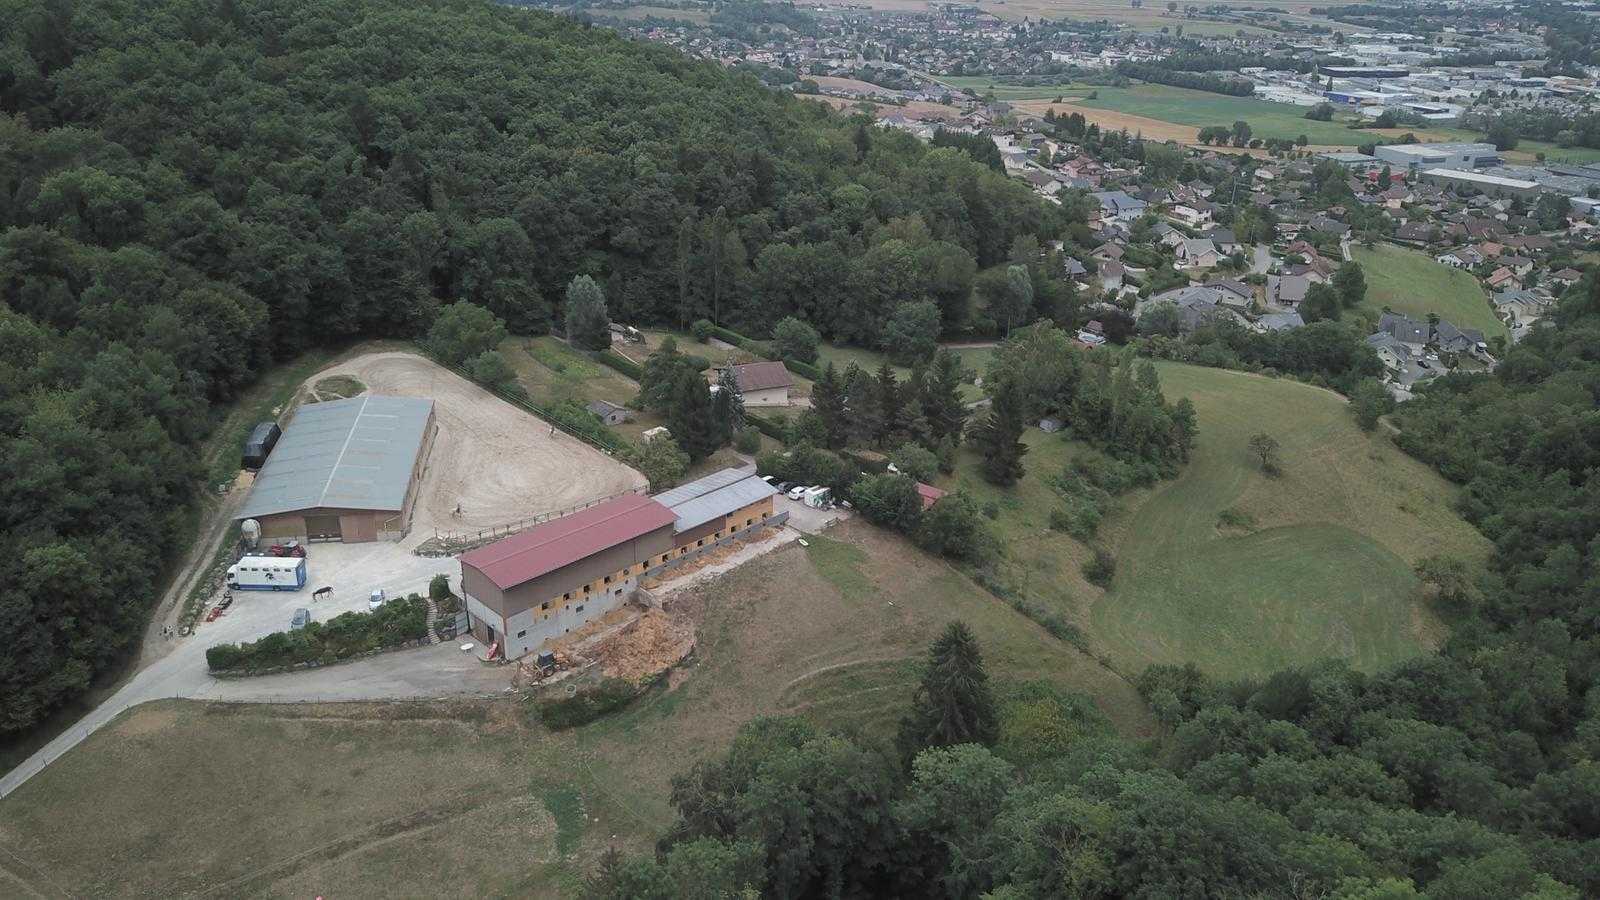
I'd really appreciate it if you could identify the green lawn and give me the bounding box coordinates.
[1352,244,1506,337]
[1075,83,1382,145]
[938,361,1489,681]
[815,342,990,401]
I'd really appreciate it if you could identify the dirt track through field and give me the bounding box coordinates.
[304,351,646,533]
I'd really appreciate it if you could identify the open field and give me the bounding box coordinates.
[1353,244,1506,338]
[939,75,1098,102]
[1073,85,1441,146]
[0,523,1149,897]
[938,361,1488,680]
[981,81,1459,149]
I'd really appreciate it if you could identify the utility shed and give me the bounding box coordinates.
[236,395,437,543]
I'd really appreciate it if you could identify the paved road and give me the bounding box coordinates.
[0,538,471,800]
[1251,243,1273,274]
[0,639,509,799]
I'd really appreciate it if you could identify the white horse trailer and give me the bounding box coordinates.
[226,556,307,592]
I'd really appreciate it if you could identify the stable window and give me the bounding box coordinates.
[696,539,704,547]
[541,601,551,611]
[563,592,571,600]
[516,630,527,638]
[583,584,591,593]
[604,575,612,584]
[575,605,585,613]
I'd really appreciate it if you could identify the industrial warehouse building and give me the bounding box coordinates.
[1373,142,1500,172]
[236,394,437,543]
[460,469,781,659]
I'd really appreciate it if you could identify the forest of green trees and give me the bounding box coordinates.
[0,0,1065,735]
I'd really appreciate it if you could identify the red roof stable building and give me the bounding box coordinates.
[460,494,675,660]
[457,468,785,660]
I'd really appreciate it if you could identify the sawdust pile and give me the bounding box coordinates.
[640,535,755,589]
[595,608,694,683]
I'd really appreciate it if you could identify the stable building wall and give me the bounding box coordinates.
[256,506,394,544]
[742,386,790,407]
[461,524,673,659]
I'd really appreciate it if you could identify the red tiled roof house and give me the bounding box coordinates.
[722,361,793,407]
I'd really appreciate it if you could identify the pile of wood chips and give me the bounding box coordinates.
[639,535,754,590]
[594,608,695,683]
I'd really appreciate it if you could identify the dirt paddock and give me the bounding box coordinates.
[301,351,646,536]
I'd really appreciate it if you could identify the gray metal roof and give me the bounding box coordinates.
[656,470,776,533]
[237,395,434,520]
[652,467,753,508]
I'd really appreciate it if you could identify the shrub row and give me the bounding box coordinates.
[744,410,788,443]
[537,677,645,729]
[706,324,774,359]
[596,348,643,380]
[206,593,430,672]
[784,356,823,381]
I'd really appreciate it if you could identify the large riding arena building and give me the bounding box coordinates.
[235,394,437,543]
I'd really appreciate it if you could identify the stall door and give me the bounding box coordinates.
[305,514,343,542]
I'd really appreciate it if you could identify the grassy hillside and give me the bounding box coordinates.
[0,524,1146,897]
[939,361,1489,680]
[1353,243,1506,337]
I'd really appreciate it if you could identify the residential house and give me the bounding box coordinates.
[720,361,793,407]
[1485,266,1521,291]
[1308,215,1351,238]
[1499,255,1534,278]
[1493,288,1553,330]
[1170,202,1214,228]
[1549,267,1582,288]
[1257,310,1305,332]
[1397,222,1437,244]
[1210,279,1254,312]
[1208,228,1241,255]
[1377,312,1431,352]
[1099,261,1125,293]
[1267,274,1311,308]
[1091,242,1125,264]
[1091,190,1148,221]
[1433,320,1487,356]
[1175,238,1221,269]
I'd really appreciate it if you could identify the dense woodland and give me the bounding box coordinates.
[0,0,1063,735]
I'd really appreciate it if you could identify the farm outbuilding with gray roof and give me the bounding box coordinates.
[236,394,437,543]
